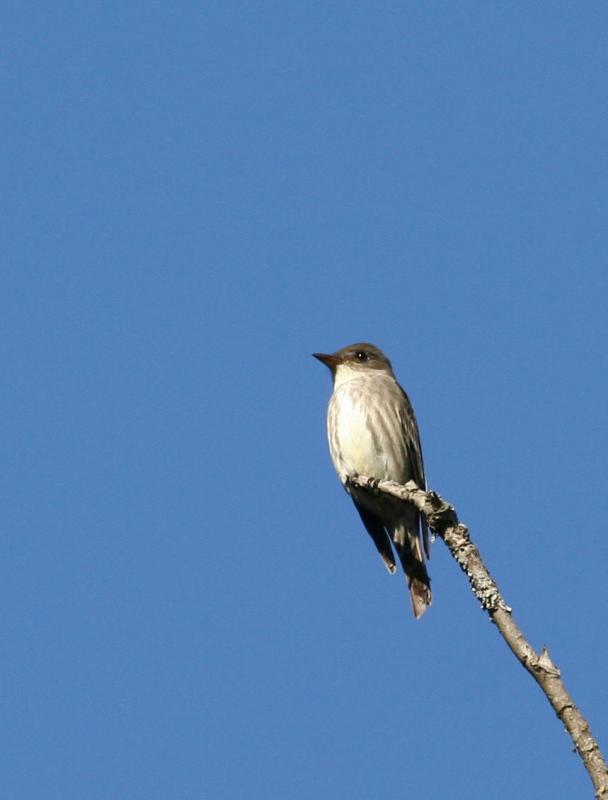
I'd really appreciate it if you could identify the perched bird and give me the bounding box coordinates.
[313,343,431,618]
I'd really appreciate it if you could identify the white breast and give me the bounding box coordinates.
[327,371,407,484]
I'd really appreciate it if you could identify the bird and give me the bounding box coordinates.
[313,343,431,618]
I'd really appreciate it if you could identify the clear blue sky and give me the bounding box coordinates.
[4,3,608,798]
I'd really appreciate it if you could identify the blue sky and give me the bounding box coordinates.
[4,3,608,798]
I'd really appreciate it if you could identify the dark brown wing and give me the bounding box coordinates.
[352,500,397,574]
[397,385,430,558]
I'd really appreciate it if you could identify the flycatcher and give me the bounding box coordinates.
[314,343,431,618]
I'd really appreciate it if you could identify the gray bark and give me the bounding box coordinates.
[346,474,608,798]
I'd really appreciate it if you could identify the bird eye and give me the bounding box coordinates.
[355,351,368,361]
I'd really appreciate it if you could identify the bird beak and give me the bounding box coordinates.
[313,352,341,370]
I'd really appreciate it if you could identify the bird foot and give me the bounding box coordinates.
[366,477,381,494]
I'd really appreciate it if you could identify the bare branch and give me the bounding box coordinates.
[346,474,608,798]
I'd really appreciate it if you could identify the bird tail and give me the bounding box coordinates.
[393,519,432,619]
